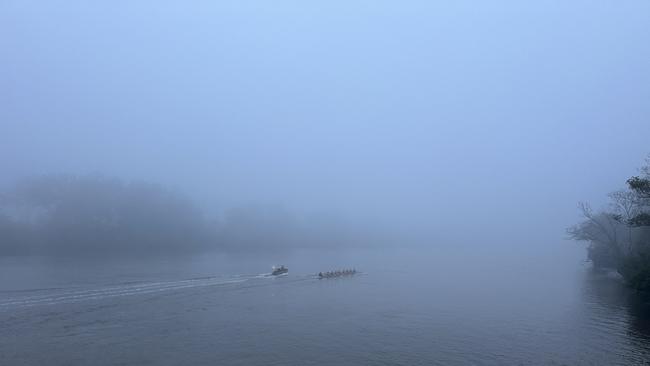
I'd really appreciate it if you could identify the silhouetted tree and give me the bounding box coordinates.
[570,155,650,290]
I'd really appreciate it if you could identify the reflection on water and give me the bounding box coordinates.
[628,292,650,341]
[581,268,650,362]
[585,268,650,335]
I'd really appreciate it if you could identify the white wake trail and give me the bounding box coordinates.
[0,275,259,309]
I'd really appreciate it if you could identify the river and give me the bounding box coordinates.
[1,243,649,365]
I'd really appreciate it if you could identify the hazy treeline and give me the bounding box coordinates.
[569,156,650,291]
[0,175,377,257]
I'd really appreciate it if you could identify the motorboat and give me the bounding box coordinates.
[271,265,288,276]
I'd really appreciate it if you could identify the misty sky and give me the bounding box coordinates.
[2,1,649,245]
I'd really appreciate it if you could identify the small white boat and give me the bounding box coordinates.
[271,265,288,276]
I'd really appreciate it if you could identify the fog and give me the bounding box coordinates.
[3,2,650,365]
[2,1,650,254]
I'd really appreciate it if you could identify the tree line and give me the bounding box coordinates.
[569,156,650,291]
[0,175,368,257]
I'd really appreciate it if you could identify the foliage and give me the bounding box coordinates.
[0,175,211,256]
[629,213,650,227]
[570,155,650,290]
[586,242,619,269]
[627,176,650,198]
[0,175,372,257]
[618,250,650,292]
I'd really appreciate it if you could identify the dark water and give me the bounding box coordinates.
[2,244,650,365]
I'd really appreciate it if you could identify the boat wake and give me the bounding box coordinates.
[0,274,273,310]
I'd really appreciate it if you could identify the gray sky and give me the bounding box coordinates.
[2,0,649,245]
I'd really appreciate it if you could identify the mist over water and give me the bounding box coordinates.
[2,244,650,365]
[2,0,650,365]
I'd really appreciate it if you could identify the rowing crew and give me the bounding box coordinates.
[318,269,357,279]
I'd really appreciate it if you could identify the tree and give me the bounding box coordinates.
[0,175,212,256]
[570,155,650,290]
[567,202,622,269]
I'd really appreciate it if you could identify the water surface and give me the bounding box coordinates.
[1,244,649,365]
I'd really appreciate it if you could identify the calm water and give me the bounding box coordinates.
[1,244,650,365]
